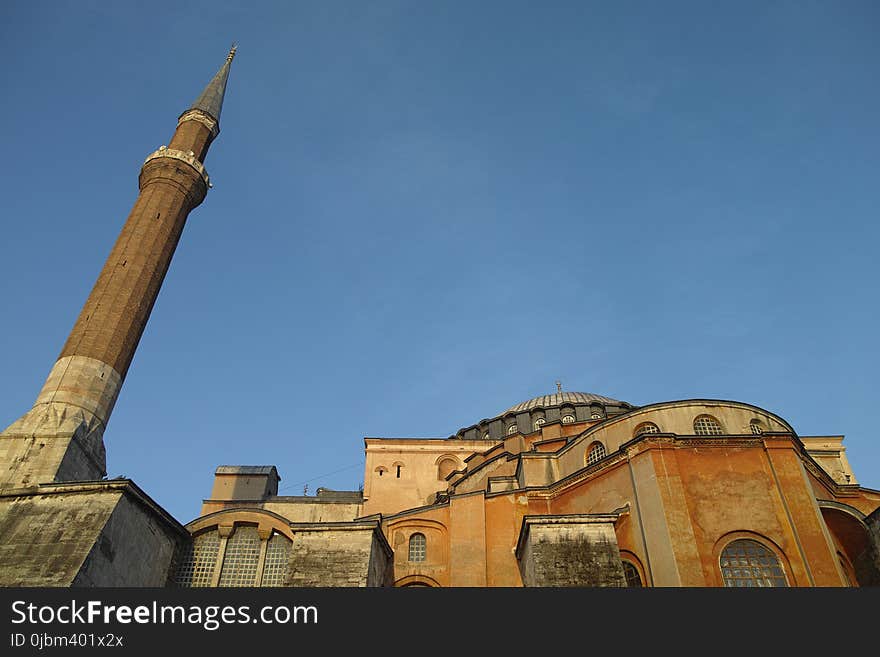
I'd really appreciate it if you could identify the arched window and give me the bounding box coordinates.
[586,441,607,465]
[634,422,660,437]
[694,415,724,436]
[507,424,518,435]
[176,524,295,589]
[749,419,764,435]
[408,533,426,562]
[483,431,490,440]
[561,415,575,424]
[590,408,602,419]
[720,539,788,587]
[175,529,220,587]
[261,532,292,587]
[218,525,261,587]
[622,561,643,587]
[534,417,546,430]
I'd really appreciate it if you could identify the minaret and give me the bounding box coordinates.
[0,47,237,489]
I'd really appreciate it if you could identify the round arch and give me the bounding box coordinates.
[819,501,878,586]
[395,574,441,587]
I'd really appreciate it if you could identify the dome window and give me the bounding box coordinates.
[586,441,607,465]
[634,422,660,437]
[507,424,518,436]
[534,417,546,430]
[694,415,724,436]
[561,415,575,424]
[750,419,764,435]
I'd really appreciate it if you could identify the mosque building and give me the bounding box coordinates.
[1,51,877,588]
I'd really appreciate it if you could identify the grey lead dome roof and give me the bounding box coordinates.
[501,392,628,415]
[453,391,634,439]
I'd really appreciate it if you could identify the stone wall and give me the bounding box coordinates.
[287,521,393,587]
[0,480,188,587]
[516,514,625,587]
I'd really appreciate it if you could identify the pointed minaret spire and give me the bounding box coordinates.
[0,48,236,489]
[190,43,237,124]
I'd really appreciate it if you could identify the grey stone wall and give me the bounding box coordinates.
[72,491,185,586]
[516,515,626,587]
[287,522,393,587]
[367,529,395,587]
[0,481,187,587]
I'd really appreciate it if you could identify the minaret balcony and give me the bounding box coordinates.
[142,145,212,188]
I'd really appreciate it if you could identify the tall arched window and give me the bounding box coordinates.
[218,525,261,587]
[261,532,292,587]
[622,561,643,587]
[175,524,295,589]
[720,539,788,587]
[408,533,426,562]
[586,441,607,465]
[694,415,724,436]
[175,529,220,587]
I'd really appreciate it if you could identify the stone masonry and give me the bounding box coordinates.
[0,480,189,587]
[516,514,627,587]
[287,521,394,587]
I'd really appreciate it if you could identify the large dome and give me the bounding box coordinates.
[501,392,627,415]
[453,391,635,440]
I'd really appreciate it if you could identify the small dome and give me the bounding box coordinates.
[502,392,627,415]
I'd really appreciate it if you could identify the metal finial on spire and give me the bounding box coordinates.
[556,381,562,393]
[189,46,237,123]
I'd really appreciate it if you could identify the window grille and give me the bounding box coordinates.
[720,539,788,587]
[261,532,291,587]
[218,526,261,587]
[175,530,220,587]
[408,533,426,562]
[694,415,723,436]
[634,423,660,437]
[587,442,606,465]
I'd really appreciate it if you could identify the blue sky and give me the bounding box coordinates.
[1,1,878,523]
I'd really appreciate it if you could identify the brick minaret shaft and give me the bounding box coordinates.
[0,48,236,489]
